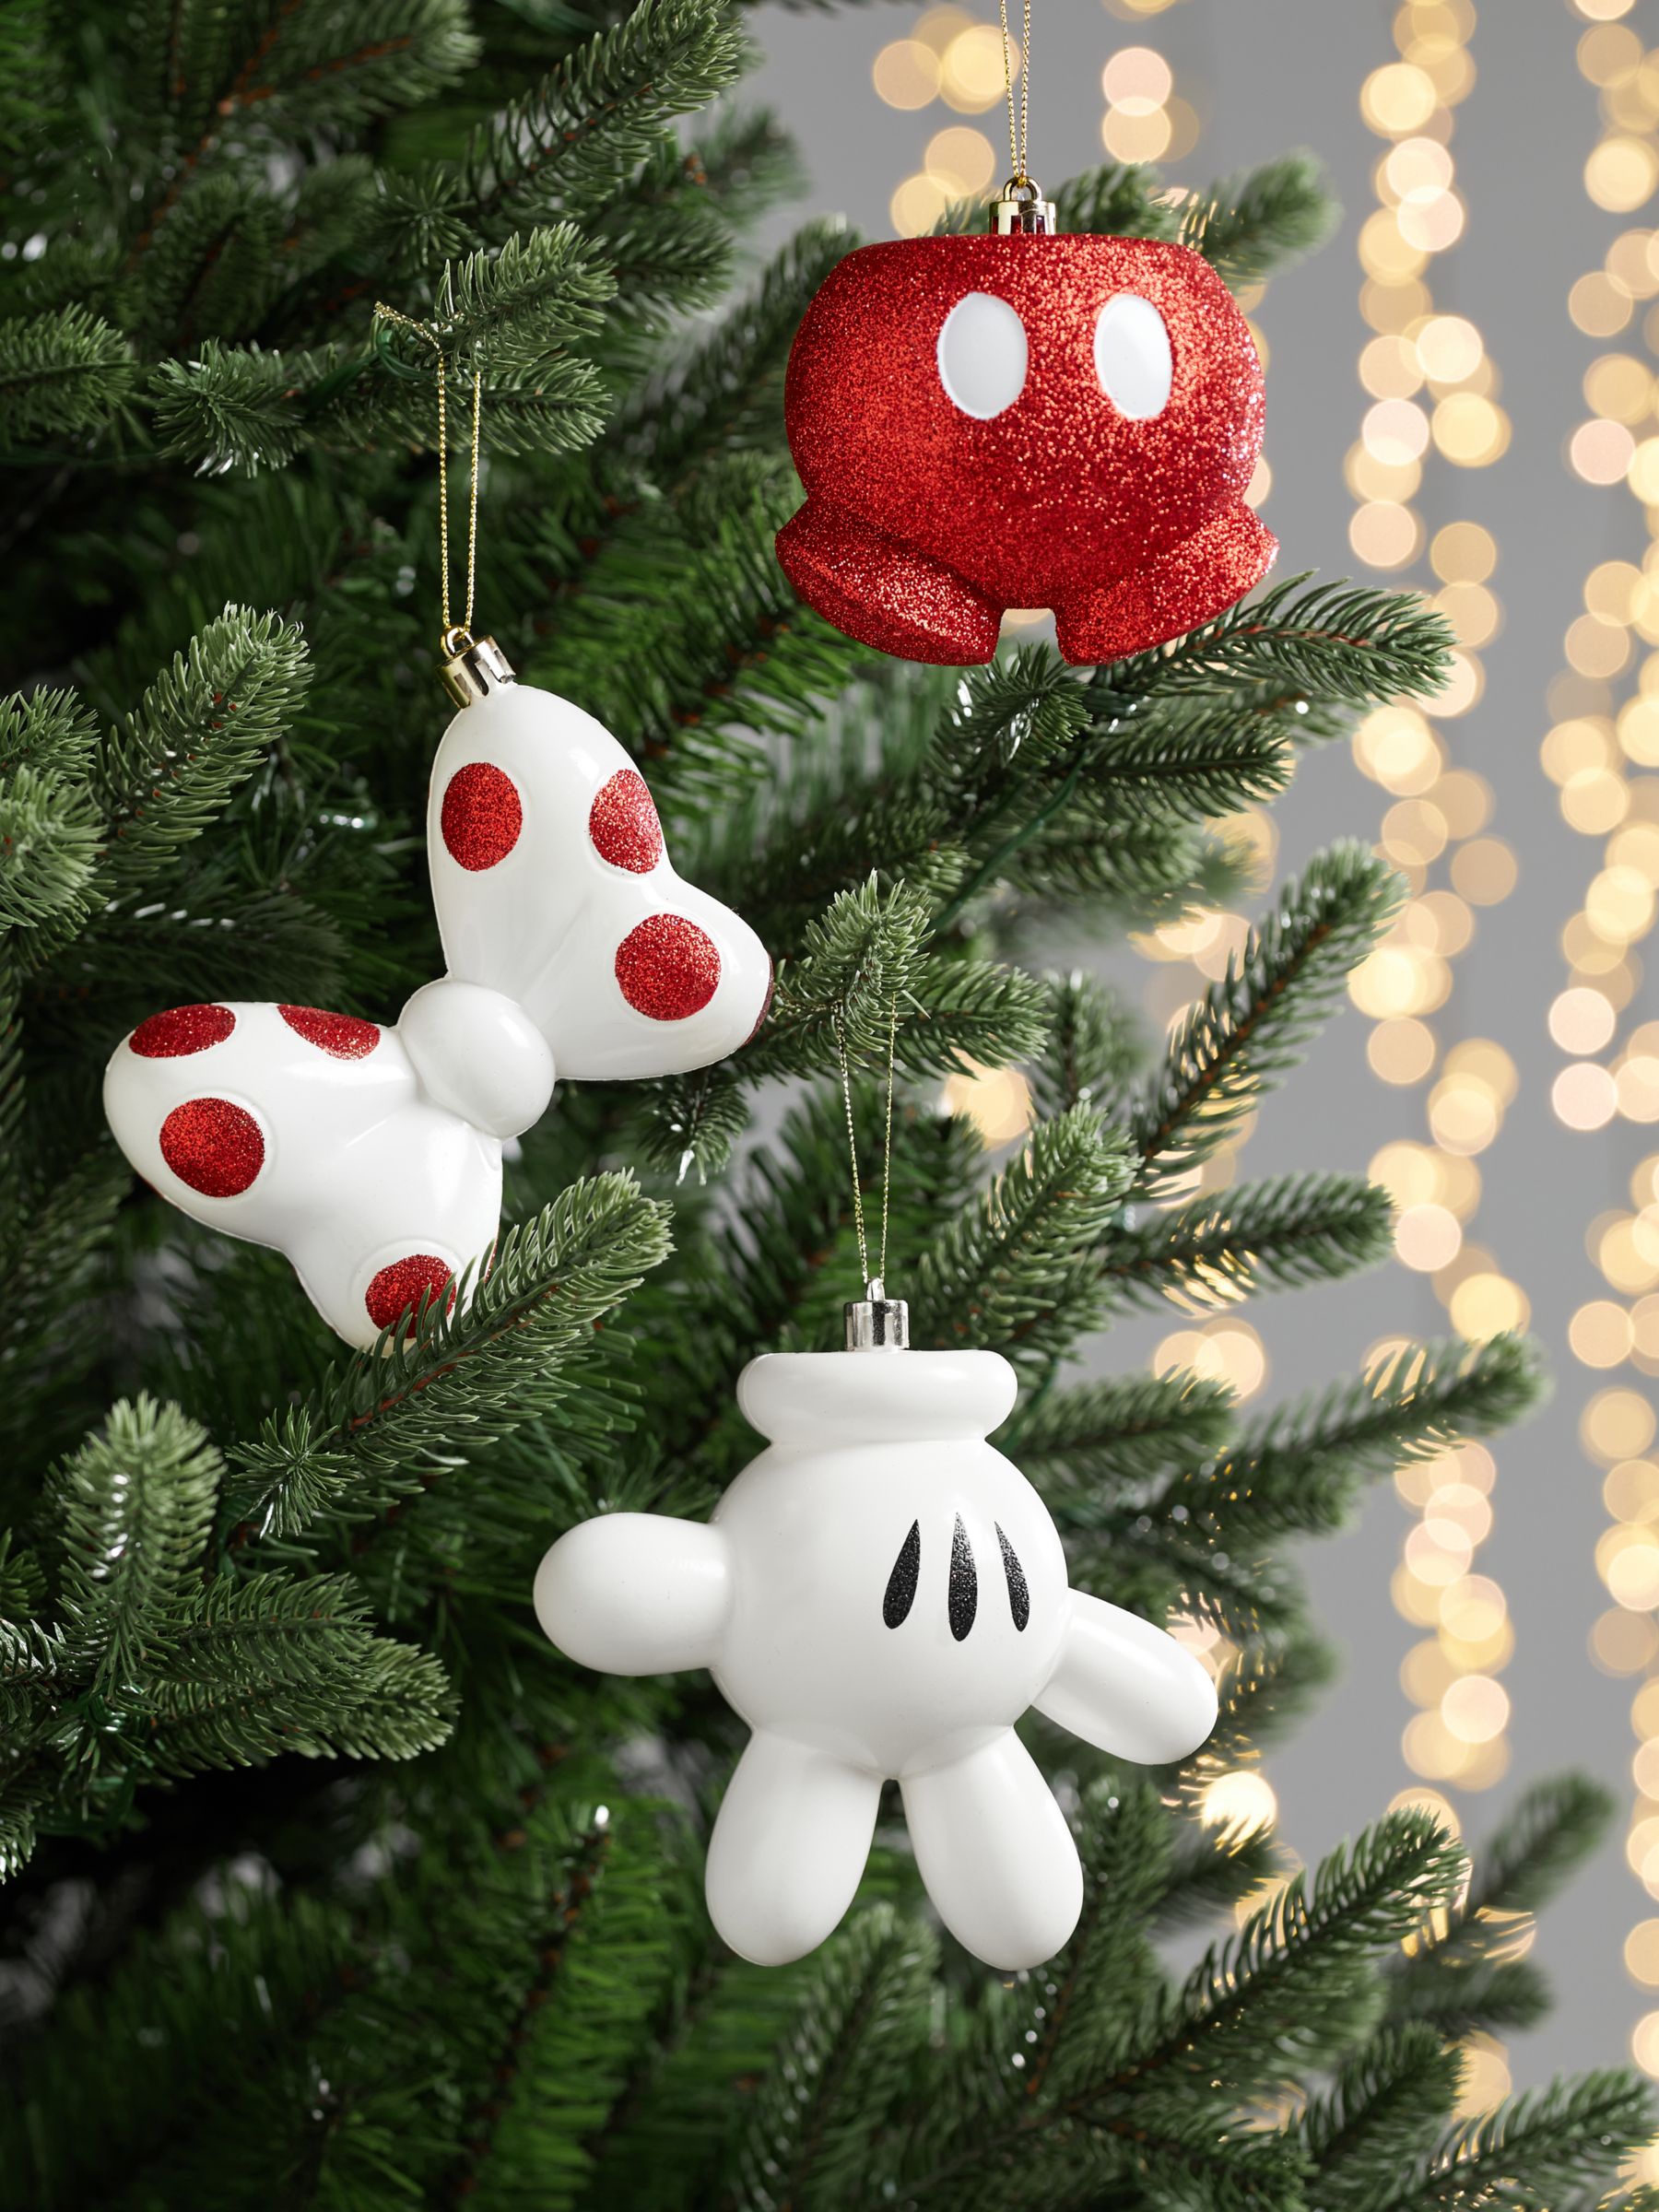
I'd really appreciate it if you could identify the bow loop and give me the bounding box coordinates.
[427,680,772,1078]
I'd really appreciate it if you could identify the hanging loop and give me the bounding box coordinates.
[833,996,900,1303]
[990,0,1053,233]
[371,302,484,651]
[997,0,1032,184]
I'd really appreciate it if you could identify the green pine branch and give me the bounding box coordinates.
[1085,708,1294,823]
[91,606,311,900]
[439,1806,679,2208]
[1099,1171,1395,1315]
[629,1065,751,1181]
[410,224,616,372]
[1008,1369,1235,1500]
[1386,1957,1551,2040]
[221,1172,673,1548]
[136,1580,454,1775]
[744,877,1049,1084]
[612,217,854,485]
[1392,1773,1614,2002]
[1122,1809,1465,2097]
[5,1399,462,1870]
[1132,841,1405,1192]
[0,306,140,450]
[1054,161,1184,241]
[1297,2025,1464,2212]
[124,0,477,213]
[913,1107,1135,1362]
[525,458,876,782]
[1381,2074,1654,2212]
[1030,1783,1175,2101]
[1093,575,1455,710]
[43,1394,221,1679]
[726,1904,938,2212]
[1029,971,1145,1122]
[1182,153,1339,288]
[898,1811,1464,2205]
[0,764,100,932]
[1156,1818,1286,1931]
[1161,1333,1545,1543]
[455,0,746,227]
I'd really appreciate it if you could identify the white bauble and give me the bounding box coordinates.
[534,1339,1218,1973]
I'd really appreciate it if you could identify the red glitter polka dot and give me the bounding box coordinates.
[279,1005,381,1059]
[159,1098,264,1197]
[441,761,523,872]
[588,770,665,874]
[615,914,721,1021]
[131,1004,235,1058]
[365,1254,455,1337]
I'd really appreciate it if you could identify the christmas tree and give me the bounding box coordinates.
[0,3,1648,2205]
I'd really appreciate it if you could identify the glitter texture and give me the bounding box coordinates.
[588,769,665,873]
[995,1521,1030,1632]
[279,1005,381,1058]
[441,760,523,871]
[130,1004,235,1058]
[159,1097,264,1196]
[615,914,720,1021]
[947,1513,979,1642]
[364,1253,454,1336]
[776,234,1275,667]
[883,1519,922,1629]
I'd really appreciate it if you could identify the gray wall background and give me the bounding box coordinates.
[748,0,1648,2084]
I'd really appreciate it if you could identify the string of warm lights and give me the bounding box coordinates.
[1345,0,1530,2121]
[1553,0,1659,2106]
[1347,0,1524,1826]
[875,6,1024,237]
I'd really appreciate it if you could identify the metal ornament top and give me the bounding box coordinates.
[440,629,515,709]
[844,1277,910,1353]
[988,176,1055,234]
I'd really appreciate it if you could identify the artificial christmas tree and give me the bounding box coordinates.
[0,3,1648,2206]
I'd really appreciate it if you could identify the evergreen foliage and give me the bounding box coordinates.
[0,3,1637,2205]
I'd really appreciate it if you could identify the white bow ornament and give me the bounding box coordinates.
[104,641,771,1347]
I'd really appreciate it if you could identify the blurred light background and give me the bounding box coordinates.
[749,0,1659,2096]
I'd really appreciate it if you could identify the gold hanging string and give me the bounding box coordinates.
[371,303,483,652]
[833,999,900,1292]
[998,0,1032,184]
[877,997,897,1288]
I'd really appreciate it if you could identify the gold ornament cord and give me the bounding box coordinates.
[371,303,482,653]
[834,999,900,1295]
[999,0,1032,184]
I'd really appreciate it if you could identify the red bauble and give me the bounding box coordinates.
[776,233,1275,667]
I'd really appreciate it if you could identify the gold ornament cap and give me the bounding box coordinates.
[988,176,1055,234]
[439,629,515,708]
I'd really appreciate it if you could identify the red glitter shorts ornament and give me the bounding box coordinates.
[776,232,1274,667]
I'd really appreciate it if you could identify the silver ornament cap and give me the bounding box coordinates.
[843,1277,910,1353]
[439,629,516,708]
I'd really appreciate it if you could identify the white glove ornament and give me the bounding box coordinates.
[534,1285,1219,1972]
[103,637,771,1347]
